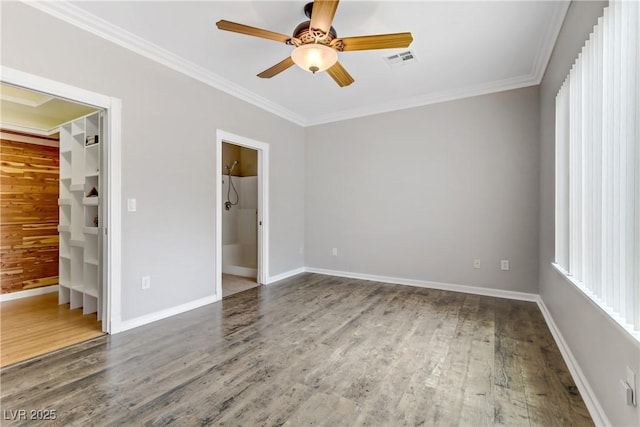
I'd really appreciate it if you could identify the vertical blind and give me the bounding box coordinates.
[555,0,639,338]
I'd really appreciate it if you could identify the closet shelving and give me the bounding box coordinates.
[57,111,102,318]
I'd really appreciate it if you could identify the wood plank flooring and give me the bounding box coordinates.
[0,292,103,367]
[0,273,593,426]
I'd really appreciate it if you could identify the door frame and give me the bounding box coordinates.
[1,66,122,334]
[215,130,269,299]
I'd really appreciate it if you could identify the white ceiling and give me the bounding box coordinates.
[32,1,569,126]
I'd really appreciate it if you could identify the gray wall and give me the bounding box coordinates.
[305,86,540,293]
[539,2,640,426]
[0,2,305,321]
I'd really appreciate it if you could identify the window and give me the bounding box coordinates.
[555,0,639,340]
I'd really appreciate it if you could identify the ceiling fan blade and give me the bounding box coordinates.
[216,20,290,43]
[257,57,295,79]
[309,0,339,34]
[340,32,413,51]
[326,62,354,87]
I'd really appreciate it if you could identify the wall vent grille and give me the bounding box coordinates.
[385,50,417,68]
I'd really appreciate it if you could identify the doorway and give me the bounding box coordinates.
[221,142,259,297]
[1,66,122,360]
[215,131,269,300]
[0,86,106,365]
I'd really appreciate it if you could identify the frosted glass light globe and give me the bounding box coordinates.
[291,44,338,73]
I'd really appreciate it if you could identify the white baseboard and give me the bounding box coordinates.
[0,285,59,302]
[535,298,610,427]
[222,265,257,278]
[266,267,306,284]
[114,295,217,333]
[304,267,538,302]
[115,266,306,332]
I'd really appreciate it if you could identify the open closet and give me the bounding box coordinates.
[0,83,105,367]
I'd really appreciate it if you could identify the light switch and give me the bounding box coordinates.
[128,198,137,212]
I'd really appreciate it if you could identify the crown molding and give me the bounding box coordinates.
[25,1,569,128]
[0,129,60,147]
[308,1,570,127]
[25,1,308,127]
[306,72,540,126]
[531,1,571,84]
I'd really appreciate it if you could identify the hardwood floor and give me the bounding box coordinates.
[0,274,593,426]
[0,292,103,367]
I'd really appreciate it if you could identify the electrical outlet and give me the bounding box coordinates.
[331,248,338,256]
[501,260,510,271]
[473,259,481,269]
[141,276,151,290]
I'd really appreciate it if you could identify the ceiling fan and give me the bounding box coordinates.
[216,0,413,87]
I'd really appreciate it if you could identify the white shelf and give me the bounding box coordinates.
[84,258,99,266]
[69,282,83,292]
[59,281,82,292]
[70,239,85,248]
[83,226,99,235]
[83,294,98,315]
[58,111,102,318]
[71,120,84,136]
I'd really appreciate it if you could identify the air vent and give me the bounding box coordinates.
[384,50,417,68]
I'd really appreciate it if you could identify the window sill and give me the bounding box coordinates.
[551,263,640,345]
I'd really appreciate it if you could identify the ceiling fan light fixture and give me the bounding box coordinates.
[291,44,338,74]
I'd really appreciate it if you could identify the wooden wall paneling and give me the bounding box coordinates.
[0,137,60,294]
